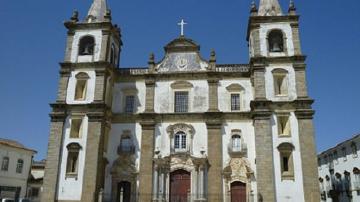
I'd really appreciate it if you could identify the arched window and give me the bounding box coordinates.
[232,135,242,152]
[16,159,24,173]
[74,72,90,101]
[272,69,289,96]
[344,171,351,193]
[66,143,82,177]
[79,36,95,55]
[268,30,284,52]
[1,157,9,171]
[174,132,187,151]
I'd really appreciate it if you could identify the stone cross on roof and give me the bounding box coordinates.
[178,19,187,36]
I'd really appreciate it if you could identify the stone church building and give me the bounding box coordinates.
[41,0,320,201]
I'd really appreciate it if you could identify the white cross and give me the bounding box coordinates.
[178,19,187,36]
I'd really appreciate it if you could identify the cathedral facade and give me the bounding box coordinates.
[41,0,320,201]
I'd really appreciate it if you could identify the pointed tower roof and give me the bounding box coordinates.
[87,0,107,22]
[258,0,283,16]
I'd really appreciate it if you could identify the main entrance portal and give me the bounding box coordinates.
[170,170,191,202]
[117,181,131,202]
[231,181,246,202]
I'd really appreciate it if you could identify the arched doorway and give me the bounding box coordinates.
[231,181,246,202]
[170,170,191,202]
[117,181,131,202]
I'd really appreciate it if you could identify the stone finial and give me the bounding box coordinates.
[210,49,216,63]
[104,9,112,22]
[148,53,156,73]
[288,0,297,15]
[86,0,108,22]
[71,10,79,23]
[258,0,283,16]
[250,1,258,16]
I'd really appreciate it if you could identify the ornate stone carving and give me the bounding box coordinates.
[223,157,253,183]
[166,123,195,138]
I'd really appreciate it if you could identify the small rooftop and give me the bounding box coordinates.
[318,133,360,156]
[0,138,37,153]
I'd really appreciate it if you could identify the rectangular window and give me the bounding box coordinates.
[16,159,24,173]
[31,188,39,197]
[277,115,291,136]
[70,119,83,139]
[280,151,294,180]
[342,147,347,161]
[66,151,79,174]
[1,157,9,171]
[174,91,188,113]
[125,95,135,113]
[231,94,240,111]
[274,75,288,96]
[75,80,87,101]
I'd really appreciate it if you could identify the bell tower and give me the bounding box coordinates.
[41,0,122,201]
[248,0,320,201]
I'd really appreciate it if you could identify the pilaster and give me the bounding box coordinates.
[56,71,70,102]
[251,101,276,202]
[99,30,111,61]
[291,23,302,56]
[145,78,156,113]
[41,110,66,202]
[295,110,320,202]
[294,63,308,98]
[81,119,106,202]
[207,78,219,112]
[138,121,156,201]
[64,31,75,62]
[206,121,223,202]
[94,70,107,102]
[252,63,267,99]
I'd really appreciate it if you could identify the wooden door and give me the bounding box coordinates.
[231,181,246,202]
[170,170,191,202]
[117,181,131,202]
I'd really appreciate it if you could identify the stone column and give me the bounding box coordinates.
[40,117,65,202]
[251,27,262,57]
[138,122,156,201]
[153,165,158,200]
[145,79,155,113]
[207,79,219,112]
[296,111,320,202]
[64,31,75,62]
[94,70,107,102]
[206,122,223,202]
[198,165,205,199]
[253,66,266,99]
[253,113,276,202]
[56,71,70,102]
[81,120,105,202]
[100,30,111,62]
[291,23,302,56]
[294,63,309,98]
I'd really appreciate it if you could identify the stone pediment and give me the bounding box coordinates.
[155,37,209,73]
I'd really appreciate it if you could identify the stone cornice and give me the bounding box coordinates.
[64,21,121,35]
[112,112,251,123]
[250,55,307,66]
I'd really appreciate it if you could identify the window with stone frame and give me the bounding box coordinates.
[231,94,241,111]
[74,72,90,101]
[268,30,284,53]
[66,143,81,178]
[277,113,291,137]
[124,95,135,114]
[272,69,289,96]
[342,147,347,161]
[351,142,358,158]
[344,171,351,195]
[174,91,189,113]
[174,131,187,152]
[319,177,327,200]
[78,36,95,56]
[70,118,83,139]
[16,159,24,173]
[278,143,295,180]
[334,173,343,192]
[325,175,331,197]
[1,157,9,171]
[232,134,242,152]
[118,133,135,154]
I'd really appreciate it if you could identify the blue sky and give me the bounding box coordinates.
[0,0,359,160]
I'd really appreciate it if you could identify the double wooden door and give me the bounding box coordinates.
[117,181,131,202]
[170,170,191,202]
[231,181,246,202]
